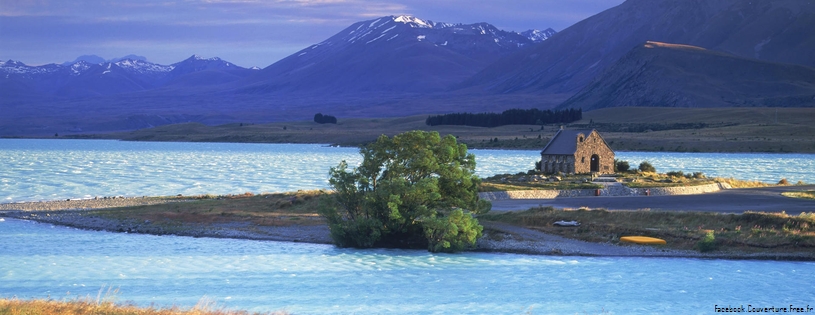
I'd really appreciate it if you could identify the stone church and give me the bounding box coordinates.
[540,129,615,174]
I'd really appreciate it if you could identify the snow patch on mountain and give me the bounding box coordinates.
[521,28,557,42]
[114,59,174,74]
[70,61,92,75]
[393,15,432,28]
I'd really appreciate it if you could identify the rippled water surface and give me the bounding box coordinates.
[2,219,814,314]
[1,139,813,203]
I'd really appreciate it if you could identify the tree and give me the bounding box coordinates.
[615,159,630,172]
[319,130,491,253]
[314,113,337,124]
[638,161,656,173]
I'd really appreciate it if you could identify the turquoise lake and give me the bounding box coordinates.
[1,139,814,314]
[1,139,813,203]
[2,218,814,315]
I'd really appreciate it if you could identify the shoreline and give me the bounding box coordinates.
[2,198,813,261]
[5,136,815,154]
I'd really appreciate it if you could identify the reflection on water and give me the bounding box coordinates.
[1,219,814,314]
[1,139,813,203]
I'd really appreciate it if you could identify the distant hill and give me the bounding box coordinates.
[1,55,254,97]
[459,0,815,95]
[558,41,815,110]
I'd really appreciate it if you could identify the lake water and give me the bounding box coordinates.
[2,139,815,314]
[1,139,813,203]
[2,218,814,314]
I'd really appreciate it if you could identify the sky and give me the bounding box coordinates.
[0,0,625,68]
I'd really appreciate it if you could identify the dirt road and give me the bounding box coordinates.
[490,185,815,214]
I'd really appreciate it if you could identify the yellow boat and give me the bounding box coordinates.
[620,236,666,245]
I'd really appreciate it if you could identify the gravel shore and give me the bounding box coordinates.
[2,198,812,260]
[0,197,190,211]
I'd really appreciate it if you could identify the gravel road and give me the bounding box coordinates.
[491,185,815,214]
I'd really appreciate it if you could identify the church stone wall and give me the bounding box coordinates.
[574,131,615,174]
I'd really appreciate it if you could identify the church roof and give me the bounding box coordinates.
[540,129,596,155]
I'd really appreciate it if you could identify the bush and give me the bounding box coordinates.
[615,159,630,172]
[638,161,656,173]
[778,178,790,185]
[692,172,706,179]
[695,230,717,252]
[314,113,337,124]
[666,171,684,178]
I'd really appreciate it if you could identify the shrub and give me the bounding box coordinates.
[692,172,706,179]
[666,171,684,178]
[615,159,630,172]
[638,161,656,173]
[778,178,790,185]
[313,113,338,124]
[696,230,717,252]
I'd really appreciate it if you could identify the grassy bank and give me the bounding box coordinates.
[54,107,815,153]
[86,191,327,232]
[6,188,810,256]
[783,190,815,200]
[479,207,815,254]
[0,297,285,315]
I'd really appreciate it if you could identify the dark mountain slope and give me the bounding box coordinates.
[244,15,538,95]
[459,0,815,95]
[558,41,815,110]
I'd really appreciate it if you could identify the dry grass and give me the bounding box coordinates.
[783,191,815,200]
[0,287,286,315]
[713,177,773,188]
[0,299,286,315]
[479,173,604,192]
[479,207,815,253]
[81,107,815,153]
[91,190,329,228]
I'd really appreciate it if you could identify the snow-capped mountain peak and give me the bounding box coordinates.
[393,15,434,28]
[70,61,92,75]
[190,55,224,62]
[520,28,557,42]
[1,60,26,67]
[113,59,174,74]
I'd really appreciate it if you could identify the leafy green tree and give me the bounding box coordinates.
[319,131,490,252]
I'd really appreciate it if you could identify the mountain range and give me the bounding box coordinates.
[558,41,815,110]
[2,0,814,136]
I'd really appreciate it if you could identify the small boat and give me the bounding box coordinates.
[620,236,666,245]
[553,220,580,227]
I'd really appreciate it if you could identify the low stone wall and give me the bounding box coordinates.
[479,183,727,201]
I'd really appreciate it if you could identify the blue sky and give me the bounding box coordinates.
[0,0,625,68]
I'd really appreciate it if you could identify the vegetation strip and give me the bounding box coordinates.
[478,207,815,255]
[2,190,813,260]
